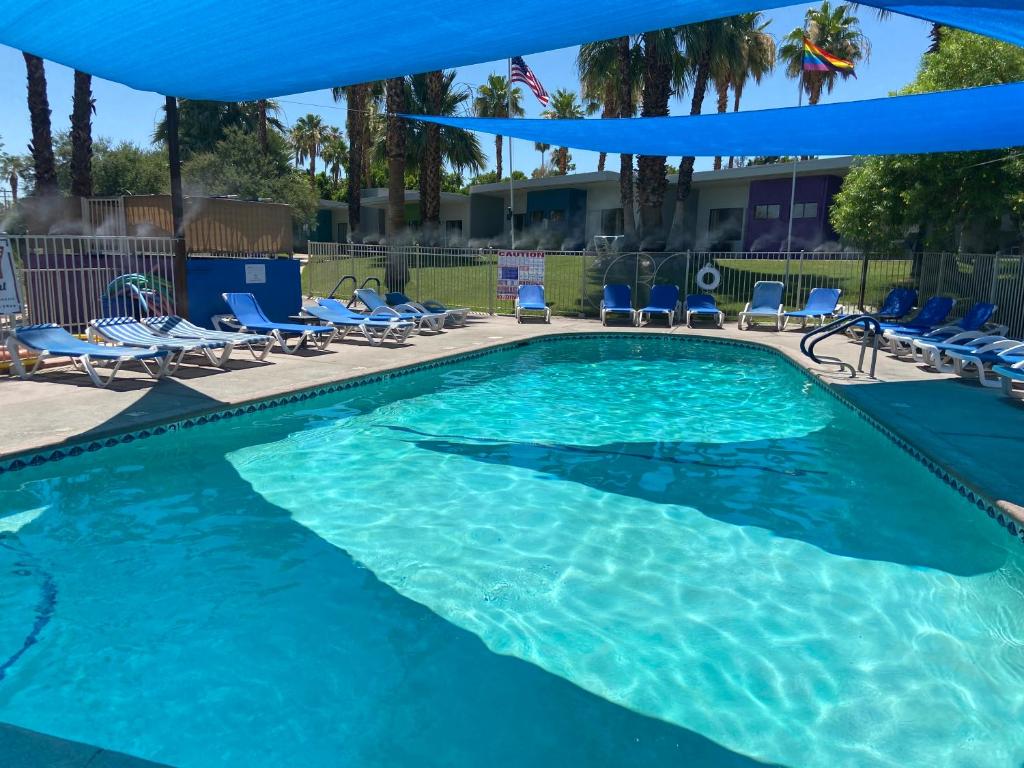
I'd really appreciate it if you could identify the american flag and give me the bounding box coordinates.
[510,56,549,107]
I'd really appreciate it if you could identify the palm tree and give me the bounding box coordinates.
[473,74,524,179]
[22,52,57,196]
[335,84,366,239]
[779,1,868,105]
[667,19,747,249]
[636,29,685,240]
[154,99,284,158]
[578,36,643,236]
[289,113,327,182]
[320,128,348,184]
[541,89,585,175]
[534,141,551,171]
[70,70,94,197]
[385,76,407,242]
[1,154,29,202]
[713,12,776,170]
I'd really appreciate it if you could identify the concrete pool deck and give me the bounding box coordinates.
[2,314,1022,526]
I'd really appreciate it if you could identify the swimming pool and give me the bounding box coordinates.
[1,335,1021,767]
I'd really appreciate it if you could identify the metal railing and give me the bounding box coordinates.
[801,315,882,378]
[303,245,1024,337]
[7,235,178,333]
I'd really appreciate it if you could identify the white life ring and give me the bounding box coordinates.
[696,264,721,291]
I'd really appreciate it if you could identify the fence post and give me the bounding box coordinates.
[857,251,869,311]
[989,254,1000,303]
[487,249,495,315]
[579,251,588,318]
[783,250,791,287]
[795,250,805,305]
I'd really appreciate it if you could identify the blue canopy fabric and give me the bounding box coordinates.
[2,0,1024,99]
[406,82,1024,156]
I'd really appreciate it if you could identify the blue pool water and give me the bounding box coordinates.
[1,336,1022,767]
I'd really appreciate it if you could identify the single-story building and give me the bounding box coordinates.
[313,157,853,252]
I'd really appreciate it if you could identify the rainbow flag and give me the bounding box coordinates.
[803,37,856,77]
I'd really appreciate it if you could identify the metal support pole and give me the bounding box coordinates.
[507,58,516,249]
[165,95,189,318]
[857,250,870,311]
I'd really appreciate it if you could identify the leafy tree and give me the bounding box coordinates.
[153,99,284,160]
[53,132,168,196]
[473,74,524,179]
[830,28,1024,253]
[779,1,867,105]
[182,127,317,225]
[464,170,527,189]
[541,89,586,174]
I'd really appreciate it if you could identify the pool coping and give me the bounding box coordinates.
[1,330,1021,547]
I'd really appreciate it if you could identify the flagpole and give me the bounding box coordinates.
[785,32,808,257]
[508,57,516,249]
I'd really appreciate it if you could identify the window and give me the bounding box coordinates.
[530,210,545,227]
[549,209,566,224]
[754,204,781,220]
[707,208,744,251]
[513,213,525,233]
[444,220,463,245]
[792,202,819,219]
[600,208,624,236]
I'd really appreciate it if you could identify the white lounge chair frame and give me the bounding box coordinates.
[5,336,171,388]
[212,314,337,354]
[600,302,637,326]
[908,332,1005,370]
[997,360,1024,401]
[684,305,722,328]
[945,339,1024,387]
[87,323,233,371]
[737,303,784,331]
[302,307,414,347]
[515,298,551,323]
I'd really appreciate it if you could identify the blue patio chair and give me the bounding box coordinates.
[306,299,415,345]
[876,287,919,320]
[912,333,1009,372]
[876,296,956,335]
[886,302,1002,358]
[386,291,470,327]
[217,292,337,353]
[945,339,1024,387]
[515,284,551,323]
[600,284,636,326]
[353,288,446,333]
[637,284,681,326]
[683,293,723,328]
[738,281,785,330]
[783,287,842,329]
[142,315,275,361]
[6,323,172,388]
[90,316,234,370]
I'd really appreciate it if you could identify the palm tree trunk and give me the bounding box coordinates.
[385,76,409,290]
[617,36,636,238]
[597,153,607,172]
[495,135,503,179]
[667,56,711,250]
[420,70,444,245]
[712,80,728,172]
[70,70,93,199]
[345,84,366,240]
[23,52,57,196]
[257,99,269,154]
[10,174,18,203]
[637,31,671,244]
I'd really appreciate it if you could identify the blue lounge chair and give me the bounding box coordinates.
[385,291,470,327]
[913,334,1009,372]
[601,284,636,325]
[945,339,1024,387]
[738,281,785,330]
[875,287,918,321]
[515,284,550,323]
[683,293,723,328]
[90,316,234,370]
[637,285,681,326]
[886,302,1001,358]
[877,296,956,335]
[783,287,842,329]
[353,288,446,333]
[306,299,415,345]
[142,315,275,361]
[217,292,337,353]
[6,323,172,387]
[993,360,1024,401]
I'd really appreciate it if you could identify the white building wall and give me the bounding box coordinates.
[693,183,750,250]
[584,182,624,242]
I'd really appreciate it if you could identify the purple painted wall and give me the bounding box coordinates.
[742,174,843,252]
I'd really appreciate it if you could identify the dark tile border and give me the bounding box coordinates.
[1,331,1020,546]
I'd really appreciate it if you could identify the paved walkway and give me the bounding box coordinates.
[2,315,1022,520]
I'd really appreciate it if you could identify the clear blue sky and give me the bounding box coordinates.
[0,5,931,178]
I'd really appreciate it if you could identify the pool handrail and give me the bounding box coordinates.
[801,314,882,378]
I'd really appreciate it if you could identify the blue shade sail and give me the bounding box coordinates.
[405,82,1024,156]
[1,0,1024,99]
